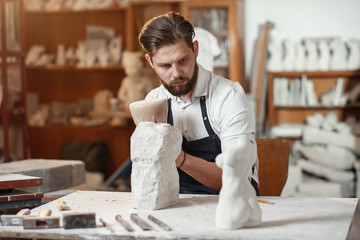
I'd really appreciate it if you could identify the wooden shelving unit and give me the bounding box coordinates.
[268,70,360,128]
[0,0,28,162]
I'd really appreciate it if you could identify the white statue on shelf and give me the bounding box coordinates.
[56,44,66,66]
[330,39,347,71]
[346,39,360,70]
[72,0,88,10]
[193,27,221,72]
[75,41,86,67]
[267,40,283,72]
[282,39,296,71]
[93,89,114,113]
[304,40,319,71]
[24,0,44,11]
[109,36,122,65]
[294,41,306,71]
[97,45,110,67]
[26,45,45,66]
[45,0,63,11]
[318,40,331,71]
[65,47,76,66]
[215,135,262,230]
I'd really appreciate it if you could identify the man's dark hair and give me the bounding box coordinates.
[138,11,195,57]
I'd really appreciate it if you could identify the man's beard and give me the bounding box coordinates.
[158,63,198,97]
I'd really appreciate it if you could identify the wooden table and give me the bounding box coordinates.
[0,191,357,239]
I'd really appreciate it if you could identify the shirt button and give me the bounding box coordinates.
[204,116,207,121]
[201,96,205,100]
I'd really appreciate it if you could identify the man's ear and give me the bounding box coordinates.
[193,40,199,57]
[145,54,154,68]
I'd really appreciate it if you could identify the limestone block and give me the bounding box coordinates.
[131,122,182,210]
[298,144,356,170]
[297,159,354,183]
[215,136,262,230]
[0,159,86,192]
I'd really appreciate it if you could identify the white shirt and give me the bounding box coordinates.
[145,64,258,182]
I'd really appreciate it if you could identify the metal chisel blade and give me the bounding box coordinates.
[130,213,153,231]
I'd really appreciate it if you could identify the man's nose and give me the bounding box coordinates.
[172,64,182,78]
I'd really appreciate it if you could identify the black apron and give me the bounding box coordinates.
[167,96,259,195]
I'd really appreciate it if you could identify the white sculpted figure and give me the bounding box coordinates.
[294,41,306,71]
[56,44,66,66]
[330,39,347,71]
[318,40,331,71]
[304,40,319,71]
[109,36,122,65]
[283,39,296,71]
[346,39,360,70]
[267,41,283,72]
[131,121,182,210]
[117,51,155,110]
[215,135,262,230]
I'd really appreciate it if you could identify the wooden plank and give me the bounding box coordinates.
[0,174,42,190]
[0,189,43,203]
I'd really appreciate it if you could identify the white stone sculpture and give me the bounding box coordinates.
[282,39,296,71]
[130,122,182,210]
[304,40,319,71]
[25,45,45,66]
[215,135,262,230]
[294,41,306,71]
[330,39,347,71]
[267,41,283,72]
[56,44,66,66]
[65,47,76,66]
[318,40,331,71]
[117,51,155,110]
[75,41,86,67]
[109,36,122,65]
[93,89,113,113]
[85,50,96,67]
[346,39,360,70]
[194,27,221,72]
[96,45,110,67]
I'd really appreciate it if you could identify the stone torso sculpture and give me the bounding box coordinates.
[215,135,262,230]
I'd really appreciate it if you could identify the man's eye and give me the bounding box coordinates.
[180,58,187,63]
[161,64,170,68]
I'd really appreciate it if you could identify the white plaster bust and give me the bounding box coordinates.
[93,89,113,113]
[129,98,167,126]
[215,135,262,230]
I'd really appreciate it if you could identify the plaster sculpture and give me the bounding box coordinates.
[24,0,44,11]
[85,50,96,67]
[75,41,86,67]
[65,47,76,66]
[318,40,331,71]
[25,45,45,66]
[267,41,283,72]
[45,0,63,11]
[56,44,66,66]
[194,27,221,72]
[93,89,113,113]
[346,39,360,70]
[130,121,182,210]
[96,45,110,67]
[109,36,122,65]
[215,135,262,230]
[129,98,167,126]
[117,51,155,110]
[304,40,318,71]
[330,39,347,71]
[64,0,76,10]
[294,41,306,71]
[72,0,87,10]
[282,39,295,71]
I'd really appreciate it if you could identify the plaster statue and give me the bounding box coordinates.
[283,39,296,71]
[25,45,45,66]
[194,27,221,72]
[75,41,86,67]
[72,0,87,10]
[267,41,283,72]
[96,45,110,67]
[304,40,319,71]
[215,135,262,230]
[85,50,96,67]
[109,36,122,65]
[346,39,360,70]
[24,0,44,11]
[330,39,347,71]
[45,0,63,11]
[117,51,155,110]
[64,0,76,10]
[129,98,167,126]
[93,89,113,113]
[294,41,306,71]
[65,47,76,66]
[318,40,331,71]
[56,44,66,66]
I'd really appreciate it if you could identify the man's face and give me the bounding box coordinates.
[146,39,198,97]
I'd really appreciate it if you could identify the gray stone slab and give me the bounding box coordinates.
[0,159,86,192]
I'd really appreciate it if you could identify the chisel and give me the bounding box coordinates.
[130,213,153,231]
[115,215,134,232]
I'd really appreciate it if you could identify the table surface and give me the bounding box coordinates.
[0,191,358,240]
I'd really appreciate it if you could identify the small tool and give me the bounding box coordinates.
[148,215,172,231]
[130,213,153,231]
[23,209,60,229]
[1,208,31,226]
[115,215,134,232]
[99,218,115,233]
[62,212,96,229]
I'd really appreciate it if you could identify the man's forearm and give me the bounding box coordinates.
[176,151,222,191]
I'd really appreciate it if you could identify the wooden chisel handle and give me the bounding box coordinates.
[16,208,31,216]
[38,209,52,217]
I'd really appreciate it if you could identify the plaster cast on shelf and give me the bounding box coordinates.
[24,0,44,11]
[56,44,66,66]
[25,45,45,66]
[330,39,347,71]
[215,136,261,230]
[282,39,295,71]
[93,89,113,113]
[346,39,360,70]
[109,36,122,65]
[318,40,331,71]
[267,41,283,72]
[45,0,63,11]
[297,159,355,183]
[194,27,221,72]
[304,40,319,71]
[294,41,306,71]
[131,122,182,210]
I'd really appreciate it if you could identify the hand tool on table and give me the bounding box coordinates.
[62,212,96,229]
[115,215,134,232]
[23,209,60,229]
[148,215,172,231]
[130,213,154,231]
[99,218,115,233]
[1,208,31,226]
